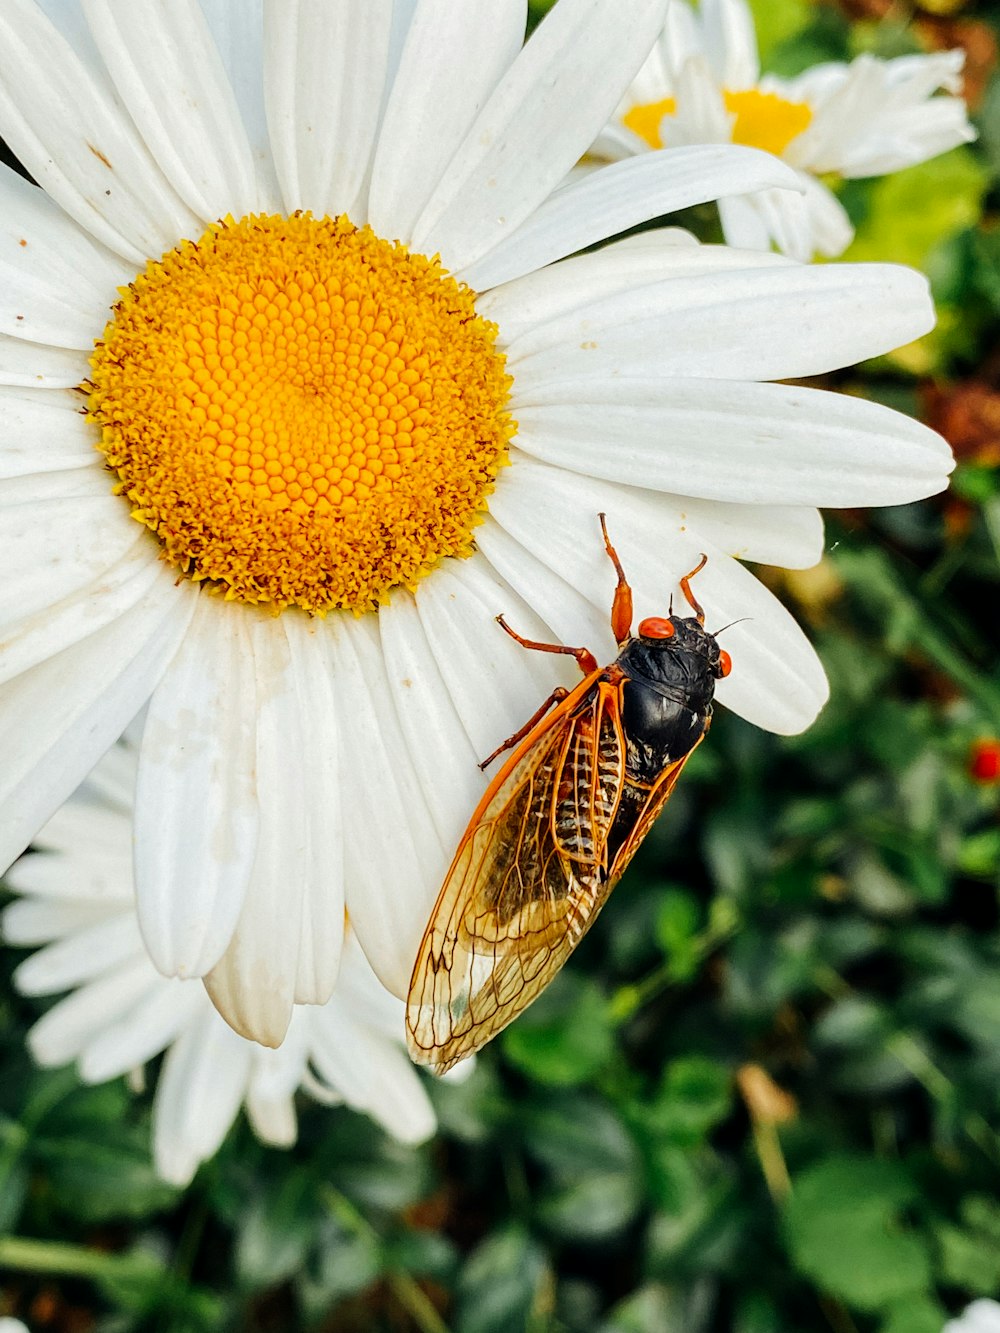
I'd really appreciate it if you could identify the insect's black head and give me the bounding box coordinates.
[636,613,731,679]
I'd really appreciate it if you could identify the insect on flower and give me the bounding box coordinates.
[406,515,732,1073]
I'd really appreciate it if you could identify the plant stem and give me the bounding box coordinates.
[321,1186,451,1333]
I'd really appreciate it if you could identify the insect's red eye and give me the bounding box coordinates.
[718,649,732,678]
[638,616,675,639]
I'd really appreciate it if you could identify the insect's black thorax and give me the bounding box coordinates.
[615,619,722,786]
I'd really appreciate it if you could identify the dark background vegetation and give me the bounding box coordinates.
[3,0,1000,1329]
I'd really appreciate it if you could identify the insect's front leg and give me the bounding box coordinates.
[495,615,599,677]
[599,513,633,644]
[479,685,570,770]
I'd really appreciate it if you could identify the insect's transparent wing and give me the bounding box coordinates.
[607,736,705,884]
[406,681,625,1073]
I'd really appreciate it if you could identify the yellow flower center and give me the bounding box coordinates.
[88,213,513,613]
[624,96,678,151]
[624,86,812,157]
[723,89,813,157]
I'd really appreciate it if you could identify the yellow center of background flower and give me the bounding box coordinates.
[88,213,513,613]
[625,87,812,157]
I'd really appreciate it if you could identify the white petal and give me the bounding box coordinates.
[721,175,855,262]
[700,0,760,87]
[77,736,137,812]
[135,595,259,980]
[0,467,111,509]
[489,456,829,734]
[0,387,103,480]
[0,337,91,389]
[152,1008,252,1186]
[459,143,803,291]
[411,0,670,272]
[245,1088,297,1148]
[474,513,618,660]
[0,541,164,689]
[284,615,345,1006]
[13,795,131,874]
[80,976,205,1083]
[716,192,773,253]
[653,2,702,85]
[249,1008,311,1102]
[0,571,196,875]
[3,896,115,945]
[661,54,732,146]
[26,955,156,1067]
[329,613,447,999]
[0,0,200,262]
[672,496,823,570]
[264,0,393,219]
[244,1017,306,1145]
[378,591,484,850]
[507,259,936,386]
[338,928,407,1033]
[415,553,578,762]
[13,910,143,995]
[368,0,526,244]
[510,376,953,505]
[0,162,128,348]
[837,98,976,177]
[204,619,310,1047]
[82,0,258,221]
[311,1000,436,1143]
[481,233,792,347]
[198,0,280,210]
[789,52,975,177]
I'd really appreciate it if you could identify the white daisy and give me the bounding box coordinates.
[945,1303,1000,1333]
[594,0,976,260]
[0,0,951,1045]
[1,743,439,1188]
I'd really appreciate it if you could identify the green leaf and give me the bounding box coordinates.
[34,1125,179,1224]
[880,1296,948,1333]
[235,1169,319,1288]
[306,1218,382,1307]
[503,972,614,1087]
[599,1282,694,1333]
[783,1156,932,1313]
[536,1168,642,1242]
[654,890,702,981]
[455,1227,549,1333]
[748,0,812,62]
[813,997,892,1050]
[843,148,988,272]
[934,1196,1000,1293]
[651,1057,733,1149]
[644,1150,738,1267]
[522,1093,638,1179]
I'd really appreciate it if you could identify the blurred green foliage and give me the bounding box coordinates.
[5,1,1000,1330]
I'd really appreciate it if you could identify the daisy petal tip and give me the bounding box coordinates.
[202,972,292,1050]
[152,1146,197,1190]
[724,143,805,194]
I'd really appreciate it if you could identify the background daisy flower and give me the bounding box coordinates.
[1,745,440,1188]
[0,0,952,1045]
[594,0,976,260]
[945,1303,1000,1333]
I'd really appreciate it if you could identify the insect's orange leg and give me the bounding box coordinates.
[479,685,570,770]
[495,615,600,677]
[679,554,708,623]
[599,513,633,643]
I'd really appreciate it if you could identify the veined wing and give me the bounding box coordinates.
[607,727,708,885]
[406,675,626,1073]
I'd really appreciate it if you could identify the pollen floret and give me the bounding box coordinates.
[88,213,514,613]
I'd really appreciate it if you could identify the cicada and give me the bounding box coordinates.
[406,516,731,1073]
